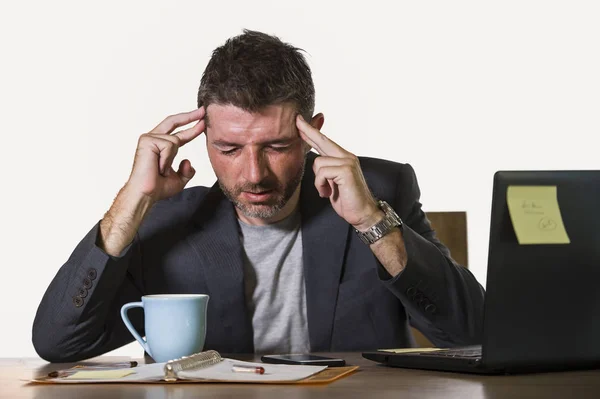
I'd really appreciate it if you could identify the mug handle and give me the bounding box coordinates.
[120,302,151,357]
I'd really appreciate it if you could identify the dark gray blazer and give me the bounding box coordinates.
[33,153,485,362]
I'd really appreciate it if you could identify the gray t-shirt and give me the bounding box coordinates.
[238,211,310,354]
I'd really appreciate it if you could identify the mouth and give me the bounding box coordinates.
[241,190,275,202]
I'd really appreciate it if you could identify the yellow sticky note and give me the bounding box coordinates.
[379,348,446,353]
[65,369,135,380]
[506,186,570,245]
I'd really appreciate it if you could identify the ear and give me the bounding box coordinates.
[310,112,325,131]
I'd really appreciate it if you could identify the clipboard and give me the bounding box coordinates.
[31,350,359,384]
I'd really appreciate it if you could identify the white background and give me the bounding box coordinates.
[1,0,598,358]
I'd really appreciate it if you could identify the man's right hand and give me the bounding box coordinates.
[99,108,206,256]
[128,107,206,202]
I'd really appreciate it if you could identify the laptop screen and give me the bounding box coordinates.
[482,171,600,369]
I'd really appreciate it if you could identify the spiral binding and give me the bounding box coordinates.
[163,350,223,381]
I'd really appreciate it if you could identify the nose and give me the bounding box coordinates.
[243,147,270,184]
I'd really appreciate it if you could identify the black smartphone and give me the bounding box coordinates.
[261,354,346,367]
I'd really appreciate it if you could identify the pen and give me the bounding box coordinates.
[48,361,138,378]
[231,364,265,375]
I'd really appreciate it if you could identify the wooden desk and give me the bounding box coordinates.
[3,353,600,399]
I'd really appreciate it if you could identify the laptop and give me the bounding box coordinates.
[363,170,600,374]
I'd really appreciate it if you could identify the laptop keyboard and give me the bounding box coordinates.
[423,346,482,358]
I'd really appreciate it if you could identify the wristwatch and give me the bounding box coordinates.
[355,200,403,245]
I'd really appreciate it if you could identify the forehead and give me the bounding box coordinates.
[206,103,297,142]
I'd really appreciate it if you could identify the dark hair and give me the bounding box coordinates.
[197,29,315,122]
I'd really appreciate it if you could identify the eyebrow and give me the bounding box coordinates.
[211,138,298,147]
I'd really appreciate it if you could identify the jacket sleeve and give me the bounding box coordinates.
[32,222,145,362]
[378,164,485,347]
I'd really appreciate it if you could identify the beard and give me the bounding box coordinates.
[218,159,306,220]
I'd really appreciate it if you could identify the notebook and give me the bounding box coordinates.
[32,350,358,384]
[363,170,600,374]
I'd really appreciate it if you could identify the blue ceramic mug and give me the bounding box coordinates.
[120,294,209,362]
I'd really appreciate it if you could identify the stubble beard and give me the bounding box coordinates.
[218,159,306,220]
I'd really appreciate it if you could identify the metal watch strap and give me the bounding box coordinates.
[355,200,403,245]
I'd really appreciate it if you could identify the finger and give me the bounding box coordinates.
[314,165,335,197]
[329,181,339,202]
[176,159,196,186]
[296,114,347,158]
[150,107,205,135]
[316,176,332,198]
[146,132,181,147]
[314,164,358,197]
[145,117,205,155]
[150,137,179,176]
[312,157,358,196]
[313,155,355,173]
[173,118,205,146]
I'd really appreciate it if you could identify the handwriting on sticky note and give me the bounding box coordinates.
[65,369,135,380]
[507,186,570,245]
[379,348,445,353]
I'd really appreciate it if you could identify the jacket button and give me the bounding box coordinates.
[77,288,88,298]
[406,287,417,298]
[425,304,437,314]
[83,278,93,289]
[88,268,97,280]
[73,296,84,308]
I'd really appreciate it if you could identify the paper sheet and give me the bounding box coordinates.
[506,186,570,245]
[44,363,166,383]
[177,358,326,382]
[378,348,445,354]
[41,359,325,383]
[65,370,135,379]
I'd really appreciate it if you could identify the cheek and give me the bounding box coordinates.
[207,150,237,182]
[269,151,305,178]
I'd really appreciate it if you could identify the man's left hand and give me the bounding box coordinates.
[296,115,384,231]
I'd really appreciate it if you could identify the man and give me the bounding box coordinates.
[33,30,484,362]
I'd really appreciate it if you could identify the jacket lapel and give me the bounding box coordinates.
[188,184,254,353]
[300,153,350,351]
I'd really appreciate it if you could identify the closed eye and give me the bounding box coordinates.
[219,148,239,156]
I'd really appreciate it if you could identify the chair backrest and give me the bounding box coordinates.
[411,211,468,347]
[425,211,468,267]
